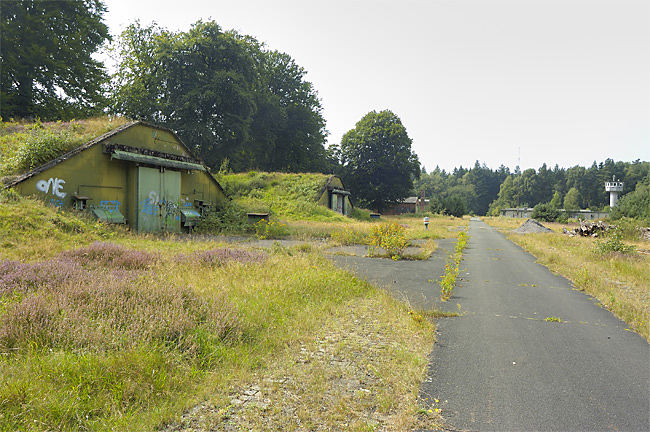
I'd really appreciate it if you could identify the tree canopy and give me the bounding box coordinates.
[0,0,111,120]
[338,110,420,212]
[111,21,328,172]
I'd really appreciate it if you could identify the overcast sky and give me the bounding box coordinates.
[101,0,649,173]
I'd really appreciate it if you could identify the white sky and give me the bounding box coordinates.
[100,0,650,173]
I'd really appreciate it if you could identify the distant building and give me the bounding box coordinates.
[5,121,226,233]
[382,196,429,215]
[500,208,609,220]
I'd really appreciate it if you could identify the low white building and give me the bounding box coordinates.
[500,208,609,220]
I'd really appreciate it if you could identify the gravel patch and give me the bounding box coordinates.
[158,299,442,431]
[513,219,553,234]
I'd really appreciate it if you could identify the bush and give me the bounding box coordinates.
[1,122,89,176]
[593,226,636,255]
[370,222,408,259]
[0,187,21,203]
[195,201,249,235]
[531,203,561,222]
[254,219,288,239]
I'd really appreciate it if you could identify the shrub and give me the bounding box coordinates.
[0,188,21,203]
[195,201,249,234]
[254,219,288,239]
[370,222,408,259]
[349,207,371,221]
[1,122,88,176]
[531,203,561,222]
[593,227,636,255]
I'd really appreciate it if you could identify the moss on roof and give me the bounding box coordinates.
[0,116,130,180]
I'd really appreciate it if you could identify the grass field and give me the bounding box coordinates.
[483,217,650,341]
[0,194,453,431]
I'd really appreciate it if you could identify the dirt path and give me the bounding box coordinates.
[419,219,649,431]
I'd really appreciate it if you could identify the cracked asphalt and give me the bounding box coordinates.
[420,219,649,431]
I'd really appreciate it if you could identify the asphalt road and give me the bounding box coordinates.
[420,219,650,431]
[326,238,456,311]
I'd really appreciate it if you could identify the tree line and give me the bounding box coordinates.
[416,159,649,217]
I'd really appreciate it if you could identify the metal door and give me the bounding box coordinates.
[137,167,181,232]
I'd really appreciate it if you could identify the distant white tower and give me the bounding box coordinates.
[605,176,624,208]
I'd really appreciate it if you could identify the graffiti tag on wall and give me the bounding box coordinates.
[99,200,121,212]
[36,178,66,198]
[140,191,182,225]
[140,191,160,216]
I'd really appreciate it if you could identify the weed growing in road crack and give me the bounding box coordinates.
[440,230,469,301]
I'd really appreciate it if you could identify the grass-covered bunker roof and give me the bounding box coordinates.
[218,171,352,221]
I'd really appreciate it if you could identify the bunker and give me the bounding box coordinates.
[4,121,226,233]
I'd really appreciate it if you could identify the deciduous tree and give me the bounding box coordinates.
[338,110,420,212]
[110,21,327,172]
[1,0,111,120]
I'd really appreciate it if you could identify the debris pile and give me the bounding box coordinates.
[563,220,611,237]
[513,219,553,234]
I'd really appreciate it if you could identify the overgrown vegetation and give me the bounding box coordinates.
[0,117,129,178]
[369,222,409,259]
[440,230,470,301]
[218,171,349,222]
[0,190,120,261]
[253,219,289,239]
[593,226,637,255]
[0,192,443,431]
[484,217,649,341]
[193,200,250,235]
